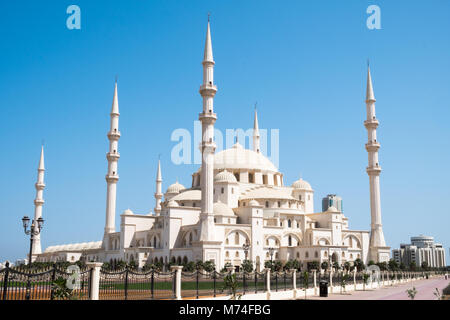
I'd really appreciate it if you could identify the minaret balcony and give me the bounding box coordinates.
[34,199,45,205]
[105,174,119,182]
[199,112,217,123]
[366,165,382,175]
[106,152,121,161]
[107,131,121,140]
[35,182,46,190]
[199,84,217,96]
[365,142,380,152]
[364,119,379,129]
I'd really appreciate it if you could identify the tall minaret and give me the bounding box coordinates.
[253,107,260,153]
[198,17,217,242]
[31,146,45,256]
[154,159,163,215]
[104,81,120,240]
[365,66,389,262]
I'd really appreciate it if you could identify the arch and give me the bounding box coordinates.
[282,233,302,246]
[224,229,251,245]
[317,237,330,246]
[343,235,361,249]
[183,256,188,264]
[264,235,281,247]
[331,252,338,263]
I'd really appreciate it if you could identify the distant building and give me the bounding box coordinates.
[392,235,446,268]
[322,194,343,213]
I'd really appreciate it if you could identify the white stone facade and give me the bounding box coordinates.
[35,20,387,270]
[392,235,446,268]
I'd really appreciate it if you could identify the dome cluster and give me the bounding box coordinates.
[166,181,185,194]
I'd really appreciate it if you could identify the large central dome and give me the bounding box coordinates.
[214,142,278,173]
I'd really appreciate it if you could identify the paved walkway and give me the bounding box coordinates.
[312,277,449,300]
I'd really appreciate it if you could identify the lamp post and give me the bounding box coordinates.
[268,247,275,263]
[242,240,250,261]
[22,215,44,300]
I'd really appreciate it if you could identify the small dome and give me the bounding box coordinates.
[166,181,185,194]
[214,170,237,184]
[213,201,235,216]
[326,206,338,213]
[248,200,260,207]
[291,178,312,190]
[167,200,179,207]
[123,209,134,215]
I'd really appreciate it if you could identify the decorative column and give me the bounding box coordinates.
[171,266,183,300]
[353,268,357,291]
[265,268,271,300]
[86,262,103,300]
[291,269,297,299]
[312,270,317,295]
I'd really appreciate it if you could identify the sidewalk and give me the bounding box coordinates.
[311,277,449,300]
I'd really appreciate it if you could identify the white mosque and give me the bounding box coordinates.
[33,20,390,270]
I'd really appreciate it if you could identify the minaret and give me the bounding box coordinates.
[31,145,45,256]
[198,18,217,242]
[253,107,260,153]
[365,66,389,262]
[104,81,120,240]
[154,159,163,215]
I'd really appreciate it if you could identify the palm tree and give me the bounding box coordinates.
[302,271,309,299]
[321,261,329,272]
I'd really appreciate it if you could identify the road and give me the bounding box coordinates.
[313,276,449,300]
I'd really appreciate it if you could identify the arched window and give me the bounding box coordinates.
[265,201,269,208]
[235,251,239,257]
[315,251,318,258]
[226,238,229,245]
[288,219,292,228]
[189,233,193,244]
[234,173,240,181]
[277,201,281,207]
[296,252,300,258]
[349,237,353,247]
[221,187,224,194]
[299,195,302,201]
[288,235,292,247]
[153,237,156,248]
[235,232,239,245]
[305,252,309,258]
[225,251,229,258]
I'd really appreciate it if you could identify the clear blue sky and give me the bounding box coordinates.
[0,0,449,262]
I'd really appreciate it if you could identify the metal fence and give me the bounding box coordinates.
[0,262,90,300]
[98,268,175,300]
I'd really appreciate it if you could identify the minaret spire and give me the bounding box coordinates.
[364,66,390,262]
[103,80,121,248]
[31,145,45,259]
[154,158,163,215]
[199,17,217,242]
[253,104,260,153]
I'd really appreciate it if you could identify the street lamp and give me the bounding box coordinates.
[242,240,250,261]
[22,215,44,299]
[268,247,275,263]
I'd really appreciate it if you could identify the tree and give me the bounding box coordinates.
[203,261,216,273]
[368,260,375,266]
[388,259,398,271]
[222,273,242,300]
[195,260,204,270]
[340,273,349,293]
[302,271,309,299]
[421,261,429,271]
[183,261,196,272]
[399,262,406,271]
[284,259,300,271]
[406,287,417,300]
[307,261,319,271]
[354,259,365,272]
[52,277,76,300]
[241,260,253,273]
[128,260,137,270]
[409,261,416,271]
[343,262,351,272]
[321,261,329,271]
[332,261,340,271]
[116,260,127,270]
[376,262,388,271]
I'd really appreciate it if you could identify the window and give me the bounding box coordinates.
[305,252,309,258]
[234,173,240,181]
[265,201,269,208]
[249,173,254,183]
[221,187,224,194]
[296,252,300,258]
[277,201,281,207]
[235,232,239,245]
[263,175,268,185]
[235,251,239,257]
[288,219,292,228]
[226,238,229,245]
[288,236,292,246]
[266,239,269,246]
[315,251,318,258]
[299,195,302,201]
[226,251,229,258]
[193,202,196,207]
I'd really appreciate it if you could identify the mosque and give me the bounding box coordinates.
[33,20,390,270]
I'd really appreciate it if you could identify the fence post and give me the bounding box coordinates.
[170,266,182,300]
[329,270,333,293]
[151,270,154,299]
[124,266,129,300]
[265,268,271,300]
[312,269,317,296]
[243,271,246,295]
[2,262,10,300]
[353,269,356,291]
[291,269,297,299]
[50,264,57,300]
[86,262,103,300]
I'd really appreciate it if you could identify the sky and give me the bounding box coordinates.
[0,0,449,262]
